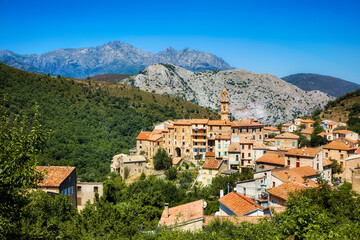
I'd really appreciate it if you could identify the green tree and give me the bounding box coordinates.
[165,167,178,180]
[310,125,328,147]
[153,148,172,170]
[0,99,49,239]
[179,170,193,189]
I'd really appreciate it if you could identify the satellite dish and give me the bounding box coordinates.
[203,201,207,208]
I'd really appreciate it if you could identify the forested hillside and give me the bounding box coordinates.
[0,63,219,181]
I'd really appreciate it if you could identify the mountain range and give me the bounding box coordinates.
[120,63,332,124]
[0,41,234,78]
[282,73,360,97]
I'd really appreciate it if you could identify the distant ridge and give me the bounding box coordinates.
[282,73,360,97]
[0,41,234,78]
[88,74,134,83]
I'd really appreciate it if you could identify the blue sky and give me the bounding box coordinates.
[1,0,360,83]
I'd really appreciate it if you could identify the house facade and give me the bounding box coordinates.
[77,182,103,211]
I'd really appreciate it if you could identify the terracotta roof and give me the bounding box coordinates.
[228,143,241,152]
[215,135,231,140]
[301,119,315,124]
[218,192,265,216]
[334,130,350,134]
[344,138,358,144]
[151,129,164,134]
[148,134,163,141]
[318,132,332,137]
[191,119,209,124]
[356,148,360,155]
[174,119,192,125]
[256,153,285,166]
[264,126,280,131]
[282,123,293,127]
[136,131,152,140]
[208,120,231,126]
[326,122,337,126]
[301,129,313,135]
[231,119,264,128]
[36,166,75,187]
[268,181,308,201]
[202,159,223,169]
[274,133,299,139]
[168,124,174,129]
[289,166,318,177]
[253,142,268,149]
[172,157,182,165]
[203,215,264,226]
[205,152,216,157]
[323,159,332,167]
[159,200,204,227]
[272,170,318,187]
[323,141,356,151]
[236,177,263,184]
[286,148,321,158]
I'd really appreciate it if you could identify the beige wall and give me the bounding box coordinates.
[323,149,354,169]
[275,138,298,150]
[215,139,230,159]
[345,156,360,182]
[77,182,103,211]
[137,139,150,156]
[231,127,264,142]
[286,152,323,171]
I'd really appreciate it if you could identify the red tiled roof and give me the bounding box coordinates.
[202,159,223,169]
[228,143,241,152]
[36,166,75,187]
[301,129,313,135]
[323,159,333,167]
[203,215,264,226]
[264,126,280,131]
[326,122,337,126]
[205,152,216,157]
[256,154,285,166]
[174,119,192,125]
[356,148,360,155]
[172,157,182,165]
[191,119,209,124]
[282,123,293,127]
[286,148,321,158]
[323,141,356,151]
[274,133,299,139]
[290,166,318,177]
[148,134,163,142]
[301,119,315,124]
[318,132,332,137]
[208,120,231,126]
[272,170,318,187]
[159,200,204,227]
[231,119,264,128]
[334,130,350,134]
[268,181,308,201]
[136,131,152,140]
[219,192,265,216]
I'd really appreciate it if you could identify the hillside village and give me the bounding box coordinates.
[104,88,359,231]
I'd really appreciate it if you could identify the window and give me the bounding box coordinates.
[209,169,212,175]
[77,186,81,192]
[340,162,344,167]
[207,179,210,184]
[325,152,328,158]
[317,163,319,170]
[273,182,275,188]
[287,160,290,166]
[225,144,228,148]
[236,155,239,161]
[248,153,251,157]
[292,142,295,147]
[296,162,300,167]
[248,145,251,150]
[218,144,221,148]
[340,154,344,160]
[259,135,262,139]
[69,177,71,183]
[94,186,98,193]
[242,153,245,158]
[77,198,82,206]
[242,145,245,149]
[218,152,221,157]
[182,128,184,132]
[68,187,73,195]
[233,129,235,133]
[219,126,222,130]
[277,141,280,146]
[263,150,266,154]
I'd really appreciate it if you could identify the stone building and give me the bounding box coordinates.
[77,182,103,211]
[220,88,229,121]
[256,153,286,171]
[344,155,360,182]
[323,142,356,175]
[35,166,77,207]
[111,154,147,179]
[274,133,299,150]
[215,135,231,160]
[218,192,267,216]
[231,118,264,142]
[285,148,323,171]
[202,159,226,186]
[268,181,308,209]
[281,123,297,133]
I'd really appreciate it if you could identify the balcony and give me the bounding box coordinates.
[192,126,206,130]
[193,145,206,149]
[193,138,207,143]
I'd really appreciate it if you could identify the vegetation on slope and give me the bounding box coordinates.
[0,63,219,181]
[322,88,360,133]
[282,73,360,97]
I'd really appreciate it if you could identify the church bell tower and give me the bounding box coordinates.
[220,88,229,121]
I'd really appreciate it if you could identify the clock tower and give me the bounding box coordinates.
[220,88,229,121]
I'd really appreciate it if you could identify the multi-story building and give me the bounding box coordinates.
[274,133,299,150]
[285,148,323,171]
[282,123,297,133]
[77,182,103,211]
[35,166,77,207]
[263,126,280,138]
[333,130,359,141]
[202,159,226,186]
[111,154,147,178]
[231,118,264,142]
[191,119,209,159]
[215,135,231,160]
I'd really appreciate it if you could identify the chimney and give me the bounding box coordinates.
[164,203,169,217]
[220,189,224,198]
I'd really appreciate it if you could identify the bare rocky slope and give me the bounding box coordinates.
[121,64,333,124]
[0,41,233,78]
